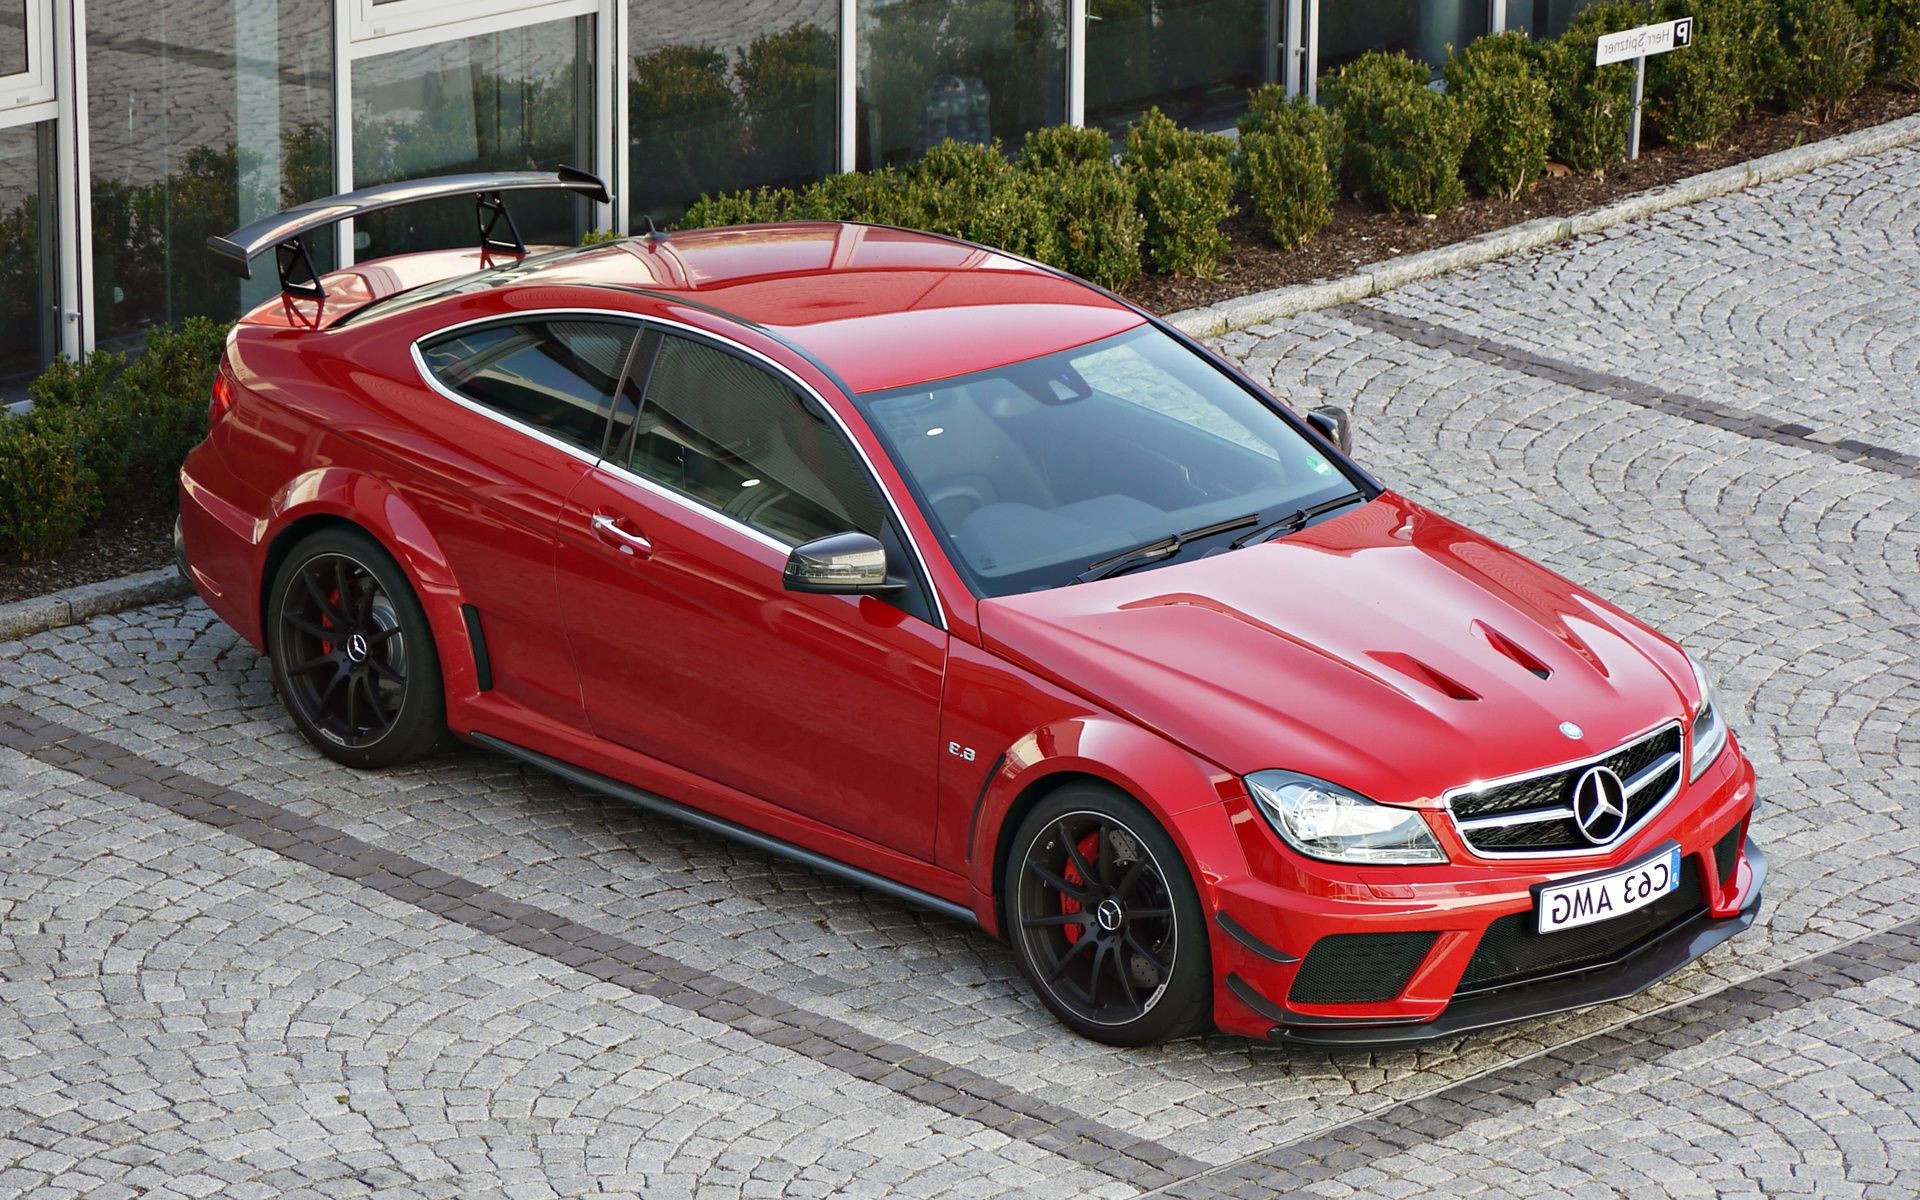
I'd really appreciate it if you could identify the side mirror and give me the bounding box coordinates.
[783,531,902,595]
[1307,405,1353,455]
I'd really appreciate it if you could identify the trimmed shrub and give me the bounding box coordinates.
[0,406,104,561]
[1324,51,1471,215]
[899,139,1060,262]
[1122,107,1235,276]
[1444,32,1553,200]
[1018,124,1116,171]
[1235,91,1339,247]
[788,168,913,225]
[1029,160,1145,289]
[1,318,225,561]
[1850,0,1920,86]
[1536,1,1647,172]
[1780,0,1874,118]
[1650,0,1782,146]
[677,186,801,229]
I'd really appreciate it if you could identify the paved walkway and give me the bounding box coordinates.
[3,145,1918,1198]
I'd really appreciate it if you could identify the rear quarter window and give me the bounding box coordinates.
[421,319,637,453]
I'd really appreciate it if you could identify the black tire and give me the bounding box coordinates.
[1003,782,1212,1046]
[266,526,445,769]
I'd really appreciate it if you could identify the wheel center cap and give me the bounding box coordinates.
[346,632,370,663]
[1094,897,1124,933]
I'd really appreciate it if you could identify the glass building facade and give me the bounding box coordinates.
[3,0,1607,398]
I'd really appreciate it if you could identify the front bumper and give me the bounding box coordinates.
[1205,744,1761,1043]
[1262,837,1766,1046]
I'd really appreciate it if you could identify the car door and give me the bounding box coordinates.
[552,327,948,860]
[412,316,639,728]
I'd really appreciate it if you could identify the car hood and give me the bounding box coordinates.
[977,493,1697,806]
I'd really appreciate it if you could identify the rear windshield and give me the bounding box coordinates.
[340,245,603,326]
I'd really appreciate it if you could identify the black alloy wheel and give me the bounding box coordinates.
[268,527,444,769]
[1006,784,1210,1045]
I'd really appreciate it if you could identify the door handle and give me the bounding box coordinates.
[591,513,653,557]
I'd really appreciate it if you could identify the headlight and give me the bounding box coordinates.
[1688,657,1729,782]
[1246,771,1446,865]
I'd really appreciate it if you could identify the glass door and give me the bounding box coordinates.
[0,0,55,403]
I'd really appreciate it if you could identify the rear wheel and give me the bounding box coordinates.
[1004,783,1211,1045]
[267,527,444,769]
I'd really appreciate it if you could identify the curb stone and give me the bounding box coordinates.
[0,567,193,643]
[1167,110,1920,337]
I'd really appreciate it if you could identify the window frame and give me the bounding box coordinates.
[419,315,643,457]
[0,0,55,116]
[409,306,947,629]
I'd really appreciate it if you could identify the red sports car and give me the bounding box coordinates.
[182,170,1764,1046]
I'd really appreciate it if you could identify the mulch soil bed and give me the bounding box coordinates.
[4,86,1916,608]
[1122,84,1920,314]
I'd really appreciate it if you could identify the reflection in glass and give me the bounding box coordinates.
[87,0,334,348]
[1086,0,1277,134]
[353,19,593,261]
[628,2,837,224]
[1504,0,1603,39]
[0,121,55,400]
[857,0,1067,170]
[1317,0,1488,75]
[1,1,27,78]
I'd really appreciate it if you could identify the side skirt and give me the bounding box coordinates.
[470,732,981,928]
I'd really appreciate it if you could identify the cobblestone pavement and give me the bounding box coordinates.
[4,144,1918,1198]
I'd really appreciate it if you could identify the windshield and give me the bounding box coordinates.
[860,325,1367,596]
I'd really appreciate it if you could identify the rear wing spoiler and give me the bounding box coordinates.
[206,166,611,300]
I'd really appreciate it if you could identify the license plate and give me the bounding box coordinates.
[1537,846,1682,934]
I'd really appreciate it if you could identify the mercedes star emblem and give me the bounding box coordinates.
[1571,766,1629,844]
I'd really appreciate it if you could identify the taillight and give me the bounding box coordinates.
[210,371,236,425]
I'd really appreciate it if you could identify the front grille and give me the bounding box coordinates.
[1289,931,1439,1005]
[1455,860,1705,997]
[1713,822,1745,887]
[1449,724,1684,856]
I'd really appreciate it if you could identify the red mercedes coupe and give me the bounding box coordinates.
[181,171,1763,1046]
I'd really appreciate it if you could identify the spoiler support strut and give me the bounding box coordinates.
[207,166,611,300]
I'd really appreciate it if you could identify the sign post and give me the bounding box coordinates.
[1595,17,1695,160]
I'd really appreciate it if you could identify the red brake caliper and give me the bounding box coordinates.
[1059,830,1101,945]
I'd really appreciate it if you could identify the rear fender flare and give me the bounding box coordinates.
[260,467,478,698]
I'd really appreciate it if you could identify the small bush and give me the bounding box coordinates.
[1650,0,1781,146]
[1122,107,1236,276]
[1324,51,1471,215]
[1235,91,1339,247]
[898,140,1059,262]
[0,406,104,561]
[1536,1,1647,172]
[1850,0,1920,86]
[1018,124,1115,172]
[1444,33,1553,200]
[1,318,224,561]
[676,186,800,229]
[788,168,912,225]
[1029,160,1145,289]
[1780,0,1874,118]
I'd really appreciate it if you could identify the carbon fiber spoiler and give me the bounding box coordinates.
[206,166,611,299]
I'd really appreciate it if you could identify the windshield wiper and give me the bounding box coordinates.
[1076,514,1260,583]
[1229,491,1368,550]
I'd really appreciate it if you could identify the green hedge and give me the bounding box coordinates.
[1853,0,1920,86]
[1780,0,1875,118]
[1444,33,1553,200]
[1537,1,1647,173]
[1324,52,1471,215]
[1122,107,1237,277]
[0,319,226,561]
[1237,87,1340,248]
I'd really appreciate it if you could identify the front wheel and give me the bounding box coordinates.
[1004,783,1212,1045]
[266,526,445,769]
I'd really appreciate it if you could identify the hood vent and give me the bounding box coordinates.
[1369,652,1481,702]
[1474,621,1552,680]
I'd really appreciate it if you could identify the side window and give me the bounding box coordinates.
[422,320,637,453]
[625,334,886,546]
